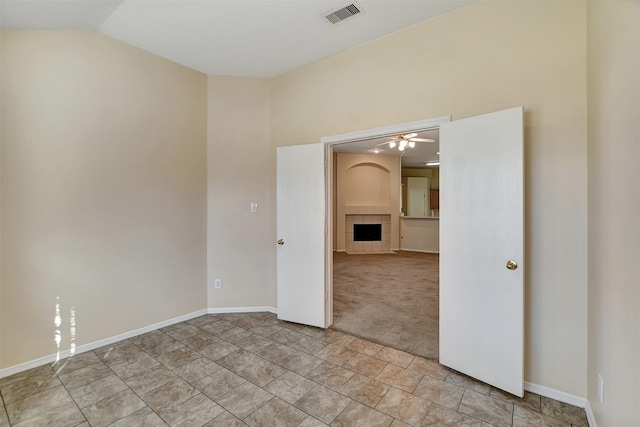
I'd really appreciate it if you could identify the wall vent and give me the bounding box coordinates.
[324,3,362,25]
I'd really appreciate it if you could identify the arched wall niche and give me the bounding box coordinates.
[345,163,391,207]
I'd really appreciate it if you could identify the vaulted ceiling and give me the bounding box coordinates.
[1,0,474,77]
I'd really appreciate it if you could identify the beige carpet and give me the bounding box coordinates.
[332,251,439,360]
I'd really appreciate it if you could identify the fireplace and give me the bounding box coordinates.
[345,214,391,253]
[353,224,382,241]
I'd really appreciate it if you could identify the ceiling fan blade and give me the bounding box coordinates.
[409,137,435,143]
[403,133,418,139]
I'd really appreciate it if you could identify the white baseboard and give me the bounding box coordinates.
[524,382,597,426]
[524,382,586,408]
[0,309,208,379]
[399,249,440,254]
[207,306,277,314]
[0,307,276,380]
[584,399,598,427]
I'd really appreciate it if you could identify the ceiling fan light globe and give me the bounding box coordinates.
[389,141,397,149]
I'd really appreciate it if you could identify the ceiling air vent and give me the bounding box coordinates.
[324,3,362,25]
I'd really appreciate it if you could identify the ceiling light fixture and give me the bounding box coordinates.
[376,133,435,152]
[426,161,440,166]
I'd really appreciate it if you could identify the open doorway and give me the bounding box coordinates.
[325,123,443,360]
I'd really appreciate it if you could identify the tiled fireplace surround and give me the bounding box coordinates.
[345,214,391,254]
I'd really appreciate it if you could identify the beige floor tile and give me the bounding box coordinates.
[344,353,388,378]
[173,357,222,384]
[110,353,160,380]
[94,340,144,366]
[407,357,449,381]
[421,403,483,427]
[239,358,287,387]
[446,371,491,395]
[305,361,354,390]
[156,346,201,370]
[413,375,465,410]
[123,366,177,396]
[347,338,384,357]
[292,336,330,354]
[217,326,255,344]
[254,343,298,364]
[376,364,423,393]
[201,320,236,335]
[57,362,112,391]
[332,400,393,427]
[199,341,240,361]
[278,352,324,375]
[157,393,225,426]
[161,322,202,340]
[321,330,356,347]
[541,396,588,426]
[315,343,357,365]
[489,388,542,412]
[376,347,416,368]
[298,416,329,426]
[269,329,305,346]
[50,352,102,376]
[294,385,352,424]
[513,405,572,427]
[141,378,200,412]
[248,323,285,337]
[0,370,61,404]
[0,366,54,389]
[194,368,247,399]
[187,315,221,328]
[70,374,128,408]
[215,382,273,419]
[244,397,308,427]
[138,336,184,358]
[180,331,221,352]
[236,334,275,352]
[217,349,264,373]
[230,315,264,329]
[108,406,169,427]
[375,387,431,427]
[81,389,146,427]
[10,401,84,427]
[264,371,317,404]
[338,374,390,407]
[6,385,74,425]
[203,411,249,426]
[458,390,514,427]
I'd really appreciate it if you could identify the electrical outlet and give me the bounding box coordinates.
[598,374,604,403]
[214,279,222,289]
[250,203,258,213]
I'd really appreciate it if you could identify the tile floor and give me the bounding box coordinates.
[0,312,588,427]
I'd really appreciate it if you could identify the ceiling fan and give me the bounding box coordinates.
[376,133,435,151]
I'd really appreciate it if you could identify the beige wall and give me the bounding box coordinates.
[207,76,276,309]
[0,31,207,368]
[587,2,640,425]
[335,153,400,251]
[400,218,439,253]
[271,1,588,396]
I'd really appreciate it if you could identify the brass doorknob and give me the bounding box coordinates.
[506,260,518,270]
[277,239,285,246]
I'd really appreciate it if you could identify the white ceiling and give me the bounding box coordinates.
[333,129,440,169]
[0,0,474,77]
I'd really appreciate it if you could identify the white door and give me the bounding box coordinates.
[439,107,524,396]
[277,143,327,328]
[409,189,427,217]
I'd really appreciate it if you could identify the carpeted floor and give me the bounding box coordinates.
[332,251,439,360]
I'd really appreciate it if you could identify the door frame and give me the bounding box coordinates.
[320,116,451,326]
